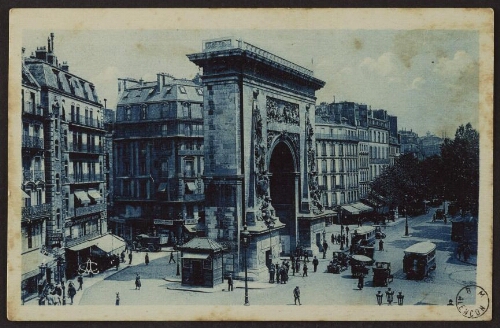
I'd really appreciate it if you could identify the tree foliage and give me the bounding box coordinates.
[370,123,479,215]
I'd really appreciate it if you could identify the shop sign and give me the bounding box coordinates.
[154,219,173,225]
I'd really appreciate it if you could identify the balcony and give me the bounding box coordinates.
[22,203,51,222]
[23,169,45,182]
[183,194,205,202]
[75,203,106,217]
[370,158,390,165]
[68,173,104,184]
[68,143,104,154]
[315,133,358,142]
[70,114,103,129]
[22,135,44,149]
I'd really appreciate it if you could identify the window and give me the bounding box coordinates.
[184,159,194,177]
[123,180,131,196]
[179,86,187,94]
[196,88,203,96]
[55,174,60,193]
[203,259,212,269]
[125,107,131,121]
[141,105,146,120]
[322,143,327,156]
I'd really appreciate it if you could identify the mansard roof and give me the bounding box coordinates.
[25,59,100,104]
[22,65,40,89]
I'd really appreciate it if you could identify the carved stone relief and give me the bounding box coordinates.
[305,107,324,215]
[266,97,299,126]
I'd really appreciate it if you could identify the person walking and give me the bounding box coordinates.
[135,273,141,290]
[346,235,349,248]
[331,233,335,244]
[67,282,76,305]
[77,275,83,291]
[169,251,176,263]
[302,263,308,277]
[295,259,300,274]
[121,250,126,263]
[322,241,328,259]
[128,252,133,265]
[345,226,349,236]
[276,263,280,284]
[115,292,120,306]
[379,239,384,251]
[145,253,150,265]
[227,273,234,291]
[358,274,364,290]
[293,286,301,305]
[312,256,319,272]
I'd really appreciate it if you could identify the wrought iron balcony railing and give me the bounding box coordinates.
[22,135,44,149]
[70,114,103,129]
[74,203,106,217]
[68,173,104,183]
[22,203,52,221]
[68,144,104,154]
[23,169,45,182]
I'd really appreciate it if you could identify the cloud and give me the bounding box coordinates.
[408,77,426,90]
[359,52,398,77]
[434,50,476,80]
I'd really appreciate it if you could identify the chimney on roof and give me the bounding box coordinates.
[47,37,51,53]
[35,46,47,61]
[50,33,55,53]
[61,61,69,72]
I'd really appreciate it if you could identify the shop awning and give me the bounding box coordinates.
[88,189,102,201]
[74,190,91,204]
[350,202,373,213]
[68,234,126,254]
[22,250,55,280]
[158,183,168,192]
[341,205,360,215]
[22,190,31,199]
[183,224,197,233]
[185,182,197,192]
[182,252,210,260]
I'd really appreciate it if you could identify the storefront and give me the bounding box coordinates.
[66,233,126,278]
[180,237,224,288]
[21,249,57,302]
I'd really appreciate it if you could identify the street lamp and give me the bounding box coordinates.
[176,245,180,276]
[56,257,67,305]
[240,224,251,306]
[404,195,409,236]
[397,291,405,305]
[336,206,344,250]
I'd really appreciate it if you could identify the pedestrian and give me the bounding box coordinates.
[346,236,349,248]
[145,253,150,265]
[312,256,319,272]
[67,282,76,305]
[292,261,296,276]
[276,263,280,284]
[295,259,300,273]
[135,273,141,290]
[121,250,126,263]
[115,255,120,270]
[331,233,335,244]
[116,292,120,306]
[322,242,328,259]
[345,226,349,235]
[302,263,308,277]
[77,275,83,291]
[293,286,301,305]
[304,250,309,262]
[227,273,234,291]
[169,251,176,263]
[269,265,275,283]
[379,239,384,251]
[128,252,133,265]
[358,274,364,290]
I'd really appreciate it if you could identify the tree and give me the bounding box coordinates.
[440,123,479,214]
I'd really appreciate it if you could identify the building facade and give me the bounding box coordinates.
[367,109,390,181]
[24,34,109,279]
[399,129,422,159]
[419,132,443,158]
[111,74,205,245]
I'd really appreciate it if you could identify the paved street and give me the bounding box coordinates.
[69,208,476,306]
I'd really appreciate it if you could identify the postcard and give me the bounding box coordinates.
[8,8,493,321]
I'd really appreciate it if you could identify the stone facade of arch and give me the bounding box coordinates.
[188,38,325,278]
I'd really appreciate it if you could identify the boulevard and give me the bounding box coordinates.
[75,208,476,306]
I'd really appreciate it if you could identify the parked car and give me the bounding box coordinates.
[133,234,162,252]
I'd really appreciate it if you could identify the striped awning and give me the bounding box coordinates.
[341,205,360,215]
[74,190,90,204]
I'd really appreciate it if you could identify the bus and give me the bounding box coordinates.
[403,241,436,279]
[351,226,376,258]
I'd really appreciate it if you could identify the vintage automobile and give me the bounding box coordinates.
[327,251,349,274]
[403,241,436,279]
[133,234,162,252]
[372,261,393,287]
[433,209,446,222]
[350,254,373,278]
[373,225,386,239]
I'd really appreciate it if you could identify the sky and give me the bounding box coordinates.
[22,29,479,137]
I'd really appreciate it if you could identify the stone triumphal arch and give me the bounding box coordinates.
[188,38,325,279]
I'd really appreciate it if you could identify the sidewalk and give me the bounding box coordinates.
[24,248,171,306]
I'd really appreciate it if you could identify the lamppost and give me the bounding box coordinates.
[336,205,344,250]
[404,195,409,236]
[176,246,180,276]
[241,224,251,306]
[57,257,67,305]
